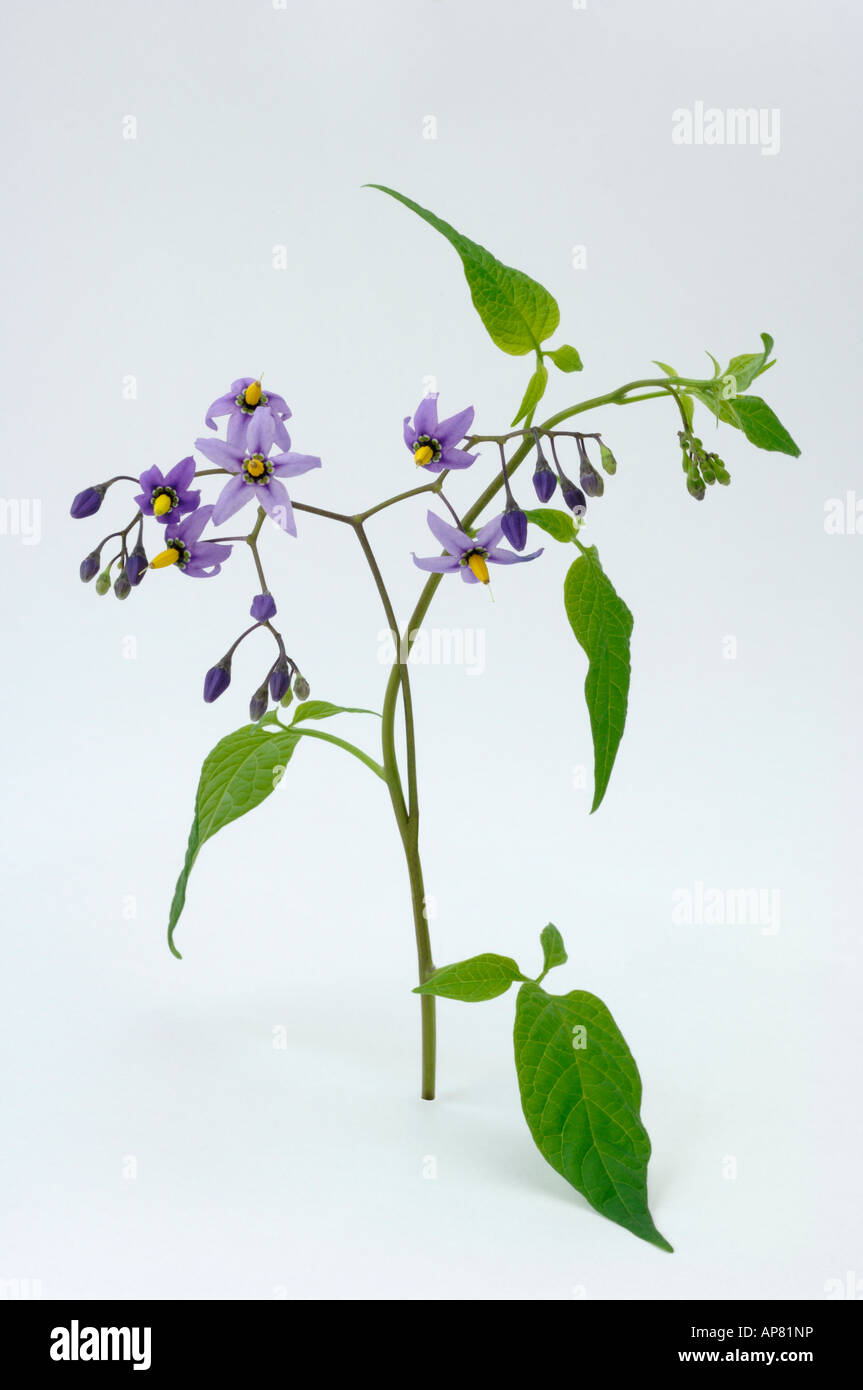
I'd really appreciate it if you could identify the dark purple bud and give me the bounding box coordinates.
[79,551,100,583]
[70,485,106,519]
[294,675,310,702]
[501,505,528,552]
[579,464,604,498]
[203,659,232,703]
[125,544,148,587]
[250,592,277,622]
[249,684,269,722]
[113,571,131,600]
[562,482,587,517]
[532,463,557,504]
[269,657,292,703]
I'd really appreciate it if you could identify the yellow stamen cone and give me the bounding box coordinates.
[152,494,173,516]
[467,552,490,584]
[245,380,262,406]
[414,445,434,467]
[150,548,180,569]
[246,457,265,478]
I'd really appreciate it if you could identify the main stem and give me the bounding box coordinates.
[294,375,703,1102]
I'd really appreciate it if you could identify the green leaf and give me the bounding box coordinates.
[723,332,774,394]
[563,547,633,813]
[367,184,559,356]
[511,363,549,426]
[539,923,567,978]
[729,395,800,455]
[523,508,577,544]
[652,360,678,378]
[168,726,301,957]
[291,700,380,725]
[547,344,583,373]
[514,981,672,1251]
[414,954,527,1002]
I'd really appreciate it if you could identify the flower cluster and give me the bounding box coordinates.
[404,393,618,584]
[71,377,320,717]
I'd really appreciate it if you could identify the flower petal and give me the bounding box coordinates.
[230,377,254,394]
[247,408,276,455]
[413,393,439,438]
[270,451,322,479]
[425,509,471,556]
[212,476,251,525]
[259,478,297,535]
[403,415,418,450]
[486,545,544,565]
[194,436,242,471]
[226,412,250,448]
[265,391,292,421]
[166,455,196,492]
[439,446,478,471]
[271,414,292,450]
[436,405,475,447]
[204,393,236,429]
[412,553,461,573]
[172,502,215,543]
[138,464,164,495]
[475,515,504,548]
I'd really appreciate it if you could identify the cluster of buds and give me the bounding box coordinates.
[203,592,311,720]
[499,429,618,550]
[678,429,730,501]
[70,377,322,710]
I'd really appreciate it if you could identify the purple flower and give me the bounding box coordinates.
[149,505,232,578]
[125,542,148,587]
[403,394,476,473]
[194,411,321,536]
[204,377,292,451]
[251,593,277,622]
[269,657,292,702]
[70,485,105,519]
[134,457,201,525]
[413,510,542,585]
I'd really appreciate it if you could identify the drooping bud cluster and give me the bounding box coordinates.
[678,430,730,501]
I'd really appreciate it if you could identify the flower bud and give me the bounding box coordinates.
[70,485,106,519]
[500,504,528,552]
[269,656,292,703]
[579,463,604,497]
[249,684,269,722]
[714,460,731,486]
[79,551,100,583]
[280,688,294,709]
[114,571,131,600]
[125,543,148,587]
[203,659,232,703]
[532,462,557,503]
[686,472,706,501]
[95,568,112,595]
[599,443,617,475]
[561,481,587,517]
[293,675,310,702]
[250,592,277,622]
[699,456,716,485]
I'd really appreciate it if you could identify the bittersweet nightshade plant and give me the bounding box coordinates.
[71,184,800,1252]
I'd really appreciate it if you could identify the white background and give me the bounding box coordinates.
[1,0,860,1300]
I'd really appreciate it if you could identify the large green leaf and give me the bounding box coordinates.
[414,954,527,1002]
[514,979,671,1251]
[724,332,774,393]
[729,395,800,455]
[168,726,301,957]
[367,185,560,356]
[563,547,633,812]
